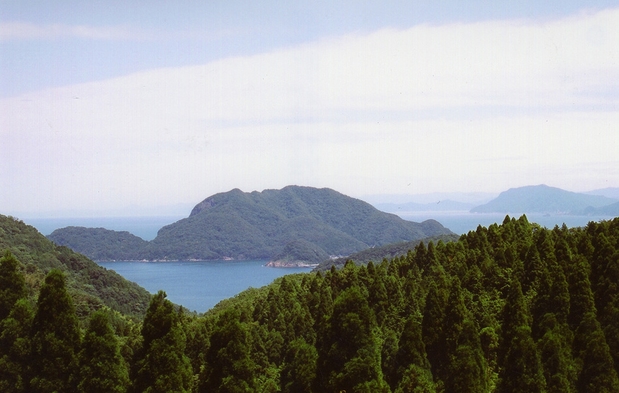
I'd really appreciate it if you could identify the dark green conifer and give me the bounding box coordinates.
[566,255,595,331]
[0,250,27,321]
[392,316,432,390]
[446,319,488,393]
[497,279,546,392]
[421,279,449,382]
[316,286,388,392]
[574,312,619,392]
[497,325,546,393]
[77,310,129,393]
[30,269,81,393]
[199,307,255,393]
[280,337,317,393]
[132,291,192,393]
[0,298,33,393]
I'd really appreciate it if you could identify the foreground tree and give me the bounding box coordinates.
[280,337,317,393]
[317,286,389,392]
[30,269,81,393]
[0,250,27,321]
[0,299,33,393]
[132,291,192,393]
[199,307,256,393]
[77,310,129,393]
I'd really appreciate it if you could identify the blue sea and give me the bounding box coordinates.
[98,260,312,313]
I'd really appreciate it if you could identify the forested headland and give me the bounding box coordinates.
[2,214,619,392]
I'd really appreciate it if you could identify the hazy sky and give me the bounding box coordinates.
[2,1,619,216]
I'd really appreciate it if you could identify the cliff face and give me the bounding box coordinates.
[49,186,455,261]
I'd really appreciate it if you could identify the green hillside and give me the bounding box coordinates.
[471,184,618,214]
[0,214,151,320]
[50,186,454,261]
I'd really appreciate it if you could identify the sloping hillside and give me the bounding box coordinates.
[471,184,617,214]
[50,186,454,261]
[0,214,151,319]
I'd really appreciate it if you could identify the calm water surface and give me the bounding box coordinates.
[98,260,312,313]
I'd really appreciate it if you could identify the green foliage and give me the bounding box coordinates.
[132,291,193,393]
[199,307,256,392]
[0,250,27,321]
[280,337,317,393]
[77,310,130,393]
[30,269,81,393]
[0,299,33,393]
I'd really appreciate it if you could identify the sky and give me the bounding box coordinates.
[1,1,619,217]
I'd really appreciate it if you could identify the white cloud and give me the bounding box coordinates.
[2,8,619,214]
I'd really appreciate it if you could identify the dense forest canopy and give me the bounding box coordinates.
[2,215,619,392]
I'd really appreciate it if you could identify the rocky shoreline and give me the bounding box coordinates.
[265,260,318,268]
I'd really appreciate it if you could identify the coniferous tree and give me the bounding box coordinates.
[421,279,449,383]
[392,316,432,390]
[199,307,255,393]
[566,255,595,331]
[589,232,619,373]
[0,298,33,393]
[280,337,317,393]
[446,319,488,393]
[442,279,488,392]
[574,312,619,392]
[537,314,575,393]
[497,324,547,393]
[497,279,546,393]
[77,310,129,393]
[0,250,27,321]
[317,286,388,392]
[30,269,81,393]
[132,291,192,393]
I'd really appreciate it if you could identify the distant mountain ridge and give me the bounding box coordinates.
[49,186,454,262]
[471,184,619,214]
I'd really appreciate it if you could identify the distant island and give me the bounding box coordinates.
[48,186,454,263]
[470,184,619,215]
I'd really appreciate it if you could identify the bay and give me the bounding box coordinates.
[97,260,312,313]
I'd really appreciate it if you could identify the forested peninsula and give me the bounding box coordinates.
[3,214,619,392]
[48,186,453,262]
